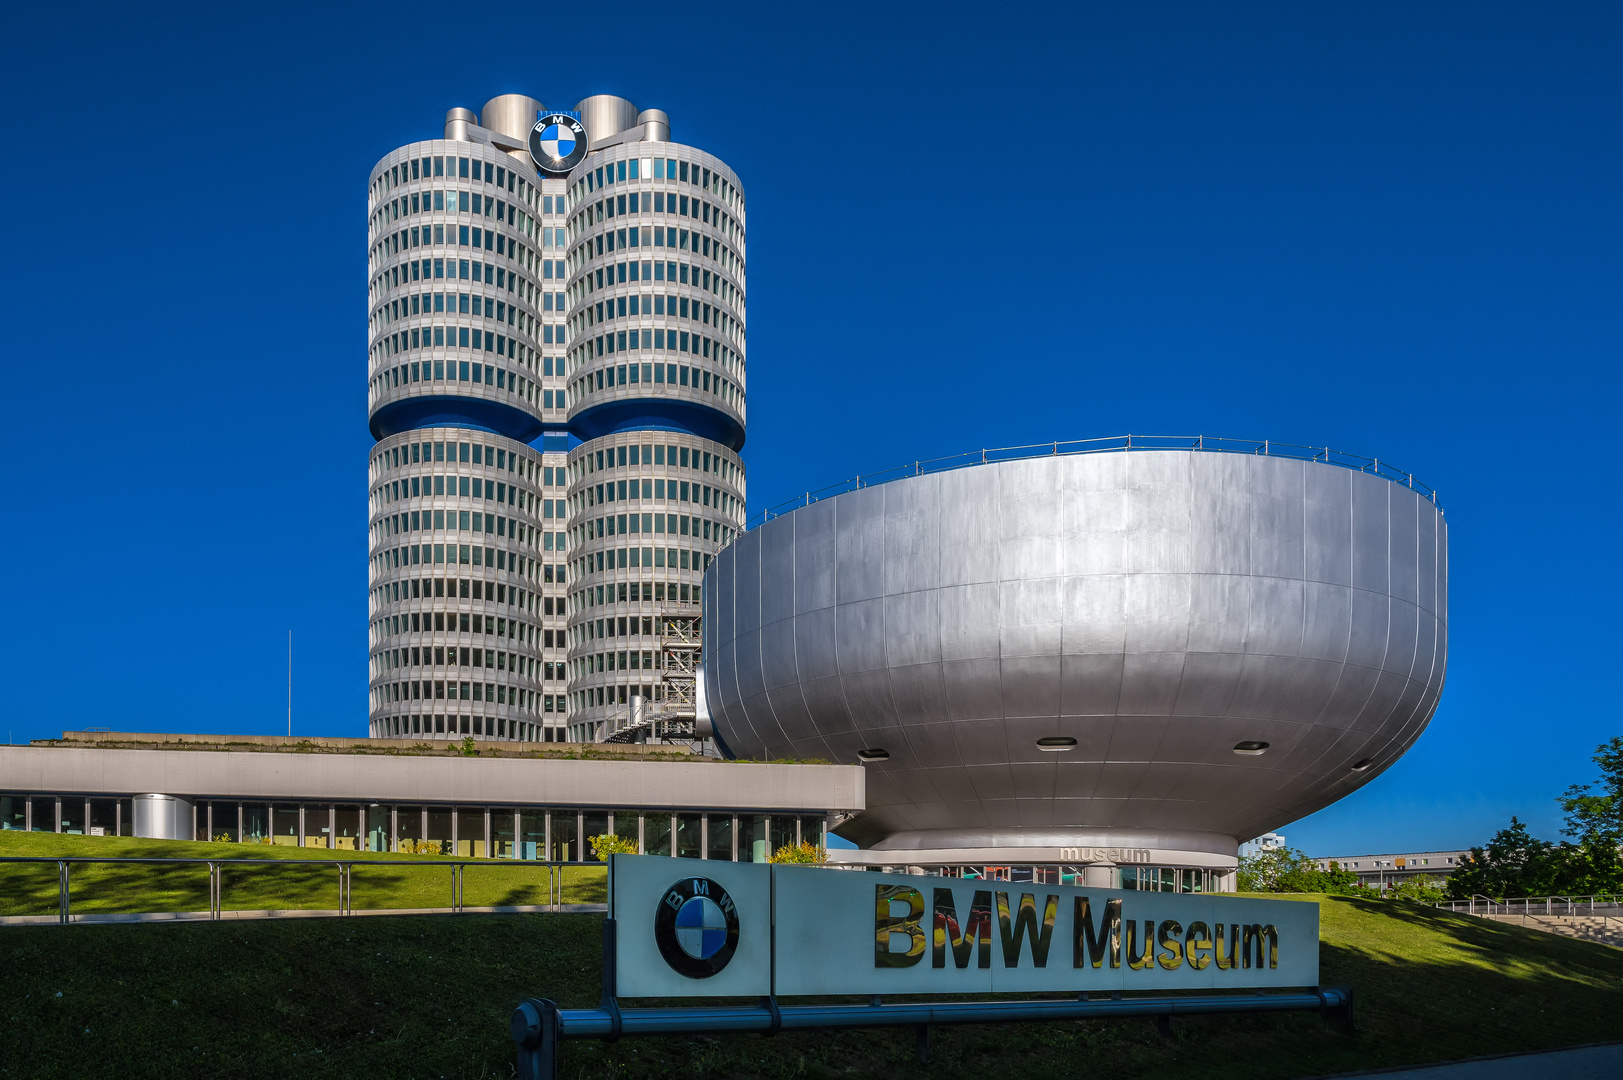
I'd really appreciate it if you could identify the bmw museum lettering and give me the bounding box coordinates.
[608,856,1317,997]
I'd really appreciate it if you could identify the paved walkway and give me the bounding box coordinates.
[1321,1042,1623,1079]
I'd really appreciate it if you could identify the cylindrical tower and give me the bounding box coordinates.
[365,94,747,745]
[560,99,749,742]
[364,105,577,742]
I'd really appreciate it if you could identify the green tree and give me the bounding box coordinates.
[1559,736,1623,846]
[1239,846,1363,895]
[1447,818,1562,899]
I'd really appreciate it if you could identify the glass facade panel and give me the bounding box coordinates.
[799,815,824,850]
[456,807,486,857]
[243,803,270,845]
[202,801,236,843]
[303,804,331,848]
[612,811,639,852]
[520,810,546,860]
[59,798,85,835]
[740,814,769,863]
[707,815,734,862]
[426,806,453,855]
[365,805,389,852]
[119,798,134,837]
[333,805,362,851]
[395,806,424,853]
[1,795,25,831]
[271,804,300,846]
[644,812,672,857]
[769,815,794,855]
[492,808,517,859]
[549,811,576,861]
[582,812,609,860]
[194,802,212,842]
[675,813,702,859]
[30,796,56,833]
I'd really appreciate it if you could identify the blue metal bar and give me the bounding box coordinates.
[513,987,1353,1080]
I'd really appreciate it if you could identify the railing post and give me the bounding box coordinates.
[512,997,560,1080]
[58,861,69,925]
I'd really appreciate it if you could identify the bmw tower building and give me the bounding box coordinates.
[366,94,747,745]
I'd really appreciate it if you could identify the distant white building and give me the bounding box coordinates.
[1240,833,1287,857]
[1314,849,1469,891]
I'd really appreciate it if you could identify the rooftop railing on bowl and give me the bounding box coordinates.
[743,434,1438,532]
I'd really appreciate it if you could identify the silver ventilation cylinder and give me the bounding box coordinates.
[481,94,546,165]
[481,94,546,142]
[576,94,640,146]
[132,793,193,840]
[444,107,479,141]
[638,108,670,142]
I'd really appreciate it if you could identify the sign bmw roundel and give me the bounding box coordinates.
[529,112,587,176]
[654,877,740,978]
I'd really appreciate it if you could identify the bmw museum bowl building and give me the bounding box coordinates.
[702,441,1448,891]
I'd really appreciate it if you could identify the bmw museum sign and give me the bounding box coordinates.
[607,856,1318,997]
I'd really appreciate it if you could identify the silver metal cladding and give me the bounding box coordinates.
[444,107,479,141]
[576,94,640,146]
[638,109,671,142]
[702,450,1448,853]
[480,94,547,143]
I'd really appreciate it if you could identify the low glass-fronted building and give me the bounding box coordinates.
[0,734,859,864]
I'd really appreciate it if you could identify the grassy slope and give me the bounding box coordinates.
[1,892,1620,1080]
[0,832,607,913]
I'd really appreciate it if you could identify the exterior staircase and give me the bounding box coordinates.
[1439,896,1623,949]
[1476,912,1623,948]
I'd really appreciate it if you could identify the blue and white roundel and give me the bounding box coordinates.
[674,896,728,960]
[536,123,575,162]
[529,113,588,176]
[653,877,740,978]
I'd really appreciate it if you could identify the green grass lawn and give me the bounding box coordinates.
[1,889,1620,1079]
[0,831,606,914]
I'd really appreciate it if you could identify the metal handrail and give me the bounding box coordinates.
[0,856,599,925]
[743,434,1438,532]
[1436,893,1623,916]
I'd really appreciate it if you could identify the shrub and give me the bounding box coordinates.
[1387,876,1449,903]
[588,834,638,861]
[767,842,826,865]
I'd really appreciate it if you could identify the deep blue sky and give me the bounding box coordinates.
[2,2,1618,856]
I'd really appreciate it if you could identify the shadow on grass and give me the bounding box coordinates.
[3,899,1622,1080]
[0,853,610,917]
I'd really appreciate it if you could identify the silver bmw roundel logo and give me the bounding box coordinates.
[653,877,740,978]
[529,113,587,176]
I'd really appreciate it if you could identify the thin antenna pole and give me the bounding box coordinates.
[287,631,292,738]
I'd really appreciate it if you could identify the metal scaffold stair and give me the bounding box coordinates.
[596,610,701,745]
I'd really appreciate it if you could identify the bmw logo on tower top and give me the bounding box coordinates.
[653,878,740,978]
[528,112,587,176]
